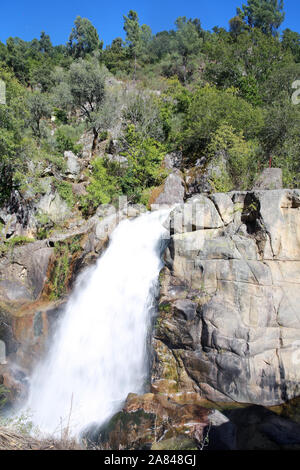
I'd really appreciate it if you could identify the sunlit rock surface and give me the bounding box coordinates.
[156,189,300,406]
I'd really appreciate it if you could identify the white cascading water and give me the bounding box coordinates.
[23,209,170,437]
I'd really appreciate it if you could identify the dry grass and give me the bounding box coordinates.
[0,426,82,450]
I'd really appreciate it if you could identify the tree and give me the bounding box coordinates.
[39,31,53,55]
[27,91,52,138]
[123,10,152,79]
[149,31,176,61]
[103,38,128,73]
[5,37,30,84]
[174,17,203,83]
[180,85,264,159]
[0,67,28,202]
[237,0,285,36]
[120,125,166,203]
[68,16,103,58]
[123,90,164,141]
[229,15,248,38]
[52,59,112,152]
[282,29,300,62]
[81,157,120,213]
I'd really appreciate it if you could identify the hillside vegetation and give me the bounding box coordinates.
[0,0,299,231]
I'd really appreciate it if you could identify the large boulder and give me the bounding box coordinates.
[64,151,81,178]
[0,241,54,302]
[253,168,283,190]
[37,191,71,224]
[151,171,185,206]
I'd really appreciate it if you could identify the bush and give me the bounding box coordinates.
[208,124,259,191]
[54,181,75,208]
[180,85,264,162]
[55,125,83,154]
[120,125,167,203]
[80,157,120,215]
[53,108,68,124]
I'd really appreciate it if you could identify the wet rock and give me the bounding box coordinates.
[152,436,198,450]
[92,393,210,450]
[225,405,300,450]
[206,410,237,450]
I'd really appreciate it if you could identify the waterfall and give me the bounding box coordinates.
[24,209,170,437]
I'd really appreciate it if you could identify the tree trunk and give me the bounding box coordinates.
[133,53,137,82]
[92,128,98,154]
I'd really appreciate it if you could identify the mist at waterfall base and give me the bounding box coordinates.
[23,209,170,438]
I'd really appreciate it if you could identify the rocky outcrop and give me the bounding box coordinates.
[151,171,185,206]
[253,168,283,190]
[88,392,210,450]
[156,189,300,406]
[2,187,300,450]
[64,151,81,179]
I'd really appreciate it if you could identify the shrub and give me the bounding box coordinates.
[55,125,83,154]
[53,107,68,124]
[54,181,75,208]
[120,125,167,203]
[180,85,264,162]
[80,157,120,215]
[208,124,259,191]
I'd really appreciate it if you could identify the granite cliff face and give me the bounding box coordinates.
[156,189,300,406]
[2,189,300,450]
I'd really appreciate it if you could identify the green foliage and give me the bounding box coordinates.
[208,124,258,190]
[54,181,75,208]
[0,236,35,256]
[68,16,103,58]
[0,385,9,410]
[120,125,167,203]
[123,91,164,141]
[81,157,120,214]
[0,66,28,203]
[102,37,129,74]
[0,4,300,211]
[55,125,83,154]
[49,237,82,300]
[36,212,53,240]
[0,410,38,436]
[180,85,264,161]
[53,107,68,124]
[282,29,300,62]
[172,17,203,83]
[237,0,285,36]
[81,124,167,211]
[51,58,110,151]
[209,165,234,194]
[260,97,300,159]
[27,90,52,138]
[123,10,142,78]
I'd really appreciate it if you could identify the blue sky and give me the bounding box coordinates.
[0,0,299,47]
